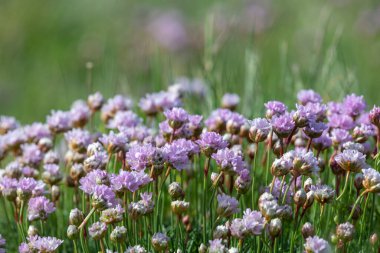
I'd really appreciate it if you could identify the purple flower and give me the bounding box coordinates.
[304,103,327,121]
[369,105,380,127]
[221,93,240,109]
[101,95,133,122]
[162,139,199,170]
[208,239,226,253]
[297,90,322,105]
[23,123,51,142]
[24,235,63,253]
[18,177,38,199]
[139,91,181,116]
[327,113,355,130]
[226,112,246,134]
[248,118,271,143]
[265,101,287,118]
[327,102,344,115]
[293,104,316,127]
[361,167,380,192]
[70,100,91,127]
[42,164,63,185]
[84,151,108,172]
[64,129,92,152]
[107,111,142,129]
[212,148,245,174]
[119,126,152,143]
[310,184,335,204]
[304,236,331,253]
[271,113,295,138]
[205,109,232,132]
[163,107,189,130]
[89,222,107,240]
[312,131,332,151]
[27,196,55,221]
[343,94,366,117]
[0,177,18,200]
[330,128,352,146]
[111,170,151,193]
[79,169,110,194]
[217,193,239,217]
[21,143,43,166]
[196,132,228,157]
[87,91,104,111]
[46,110,72,133]
[0,115,19,134]
[3,128,27,150]
[92,185,118,209]
[335,149,367,173]
[126,143,157,171]
[242,209,265,235]
[304,120,328,138]
[100,131,128,153]
[151,232,170,251]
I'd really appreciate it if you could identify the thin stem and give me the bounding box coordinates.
[336,171,350,201]
[348,190,368,220]
[78,207,96,230]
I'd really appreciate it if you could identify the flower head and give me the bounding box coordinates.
[89,222,107,240]
[196,132,228,157]
[265,101,287,119]
[297,90,322,105]
[46,110,72,133]
[28,196,55,221]
[362,168,380,193]
[221,93,240,110]
[335,149,367,173]
[304,236,331,253]
[217,193,239,217]
[343,94,366,117]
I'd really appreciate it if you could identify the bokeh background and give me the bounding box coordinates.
[1,0,380,122]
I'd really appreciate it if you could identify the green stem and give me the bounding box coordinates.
[78,207,96,230]
[336,171,350,201]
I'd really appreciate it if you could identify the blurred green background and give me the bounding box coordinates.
[1,0,380,123]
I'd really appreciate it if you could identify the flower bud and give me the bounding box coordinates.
[213,225,229,239]
[269,218,282,237]
[27,225,39,237]
[67,225,79,239]
[293,189,307,207]
[370,233,378,246]
[70,163,85,181]
[348,205,362,220]
[171,200,190,215]
[89,222,107,240]
[69,208,84,226]
[38,137,53,153]
[182,215,190,226]
[301,222,314,239]
[336,222,355,242]
[303,191,314,210]
[246,143,257,161]
[110,226,127,243]
[198,243,207,253]
[168,182,185,200]
[304,178,313,192]
[51,185,60,202]
[151,232,169,251]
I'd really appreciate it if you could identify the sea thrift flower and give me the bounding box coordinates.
[362,168,380,193]
[330,128,352,147]
[101,95,133,122]
[111,171,151,193]
[265,101,287,119]
[21,143,43,166]
[310,184,335,204]
[208,239,226,253]
[212,148,245,174]
[196,132,228,157]
[304,120,327,139]
[293,104,316,127]
[46,110,72,133]
[107,110,142,129]
[83,151,108,172]
[171,200,190,215]
[304,236,331,253]
[312,132,332,151]
[205,109,232,132]
[91,185,118,210]
[100,205,124,224]
[139,91,181,116]
[100,131,128,153]
[69,208,84,226]
[24,235,63,253]
[327,114,355,130]
[64,129,92,152]
[334,149,367,173]
[168,182,185,200]
[164,107,189,129]
[369,105,380,127]
[41,164,63,185]
[0,115,19,134]
[249,118,271,143]
[125,245,147,253]
[271,113,295,138]
[301,222,315,239]
[297,90,322,105]
[126,143,157,171]
[17,177,38,200]
[70,100,91,128]
[217,194,239,217]
[336,222,355,242]
[242,209,265,235]
[0,177,18,200]
[234,169,252,194]
[162,139,199,170]
[79,169,110,194]
[89,222,107,240]
[87,91,104,111]
[110,226,128,243]
[28,196,55,221]
[4,128,27,150]
[304,103,327,122]
[221,93,240,110]
[343,94,366,117]
[24,123,51,142]
[230,218,247,239]
[151,232,169,251]
[353,123,376,142]
[269,218,282,237]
